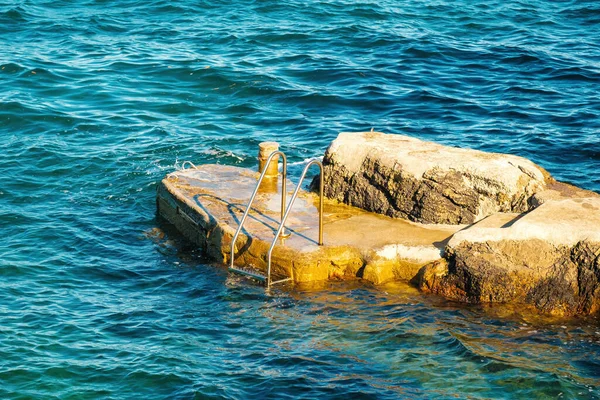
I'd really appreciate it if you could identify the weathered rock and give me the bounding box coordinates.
[417,198,600,316]
[315,131,551,224]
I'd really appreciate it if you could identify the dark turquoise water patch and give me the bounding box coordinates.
[1,0,600,398]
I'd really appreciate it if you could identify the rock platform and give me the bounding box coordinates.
[157,131,600,317]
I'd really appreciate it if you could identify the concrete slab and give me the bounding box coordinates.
[157,164,470,284]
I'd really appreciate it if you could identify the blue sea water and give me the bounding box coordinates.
[1,0,600,398]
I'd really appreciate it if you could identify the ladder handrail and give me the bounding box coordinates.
[230,151,287,270]
[181,161,198,170]
[266,159,324,285]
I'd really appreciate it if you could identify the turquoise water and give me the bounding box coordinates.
[2,0,600,398]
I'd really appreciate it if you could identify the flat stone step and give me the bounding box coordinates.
[228,266,267,282]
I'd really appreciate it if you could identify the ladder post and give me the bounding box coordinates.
[258,142,288,238]
[281,162,288,238]
[318,162,324,246]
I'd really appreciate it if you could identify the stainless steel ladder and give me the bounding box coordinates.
[229,153,324,286]
[265,159,323,285]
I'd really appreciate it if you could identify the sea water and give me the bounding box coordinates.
[1,0,599,398]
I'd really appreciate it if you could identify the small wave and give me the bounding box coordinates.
[197,148,246,164]
[286,157,323,167]
[0,63,27,74]
[505,85,560,96]
[560,5,600,22]
[501,53,544,65]
[18,67,62,80]
[222,103,261,114]
[547,69,600,83]
[404,45,443,59]
[248,32,313,44]
[0,8,26,23]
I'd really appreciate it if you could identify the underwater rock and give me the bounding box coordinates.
[317,131,552,225]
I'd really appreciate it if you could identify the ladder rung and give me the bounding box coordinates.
[270,277,292,285]
[228,267,267,282]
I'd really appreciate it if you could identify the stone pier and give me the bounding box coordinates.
[157,132,600,317]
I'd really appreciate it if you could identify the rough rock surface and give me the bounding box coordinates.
[316,131,551,225]
[417,198,600,316]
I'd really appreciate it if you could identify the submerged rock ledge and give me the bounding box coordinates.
[158,131,600,317]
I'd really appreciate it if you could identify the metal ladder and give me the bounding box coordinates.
[229,153,324,286]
